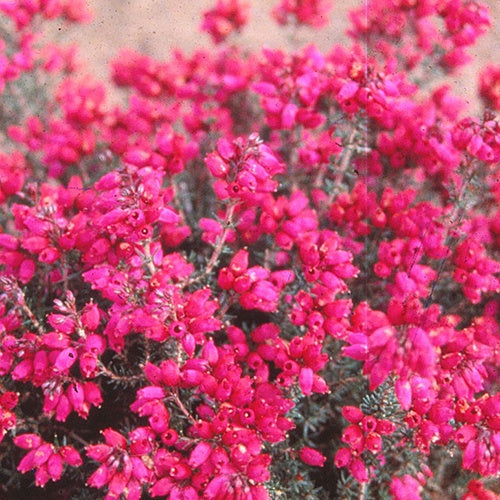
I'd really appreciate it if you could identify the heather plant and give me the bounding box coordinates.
[0,1,499,499]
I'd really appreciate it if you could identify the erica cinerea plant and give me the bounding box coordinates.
[0,0,499,499]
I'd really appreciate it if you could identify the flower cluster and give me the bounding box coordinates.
[205,134,285,202]
[0,0,498,498]
[272,0,333,28]
[348,0,491,72]
[454,393,500,476]
[14,433,82,487]
[0,390,17,443]
[479,65,500,111]
[334,405,396,483]
[0,0,90,29]
[200,0,250,44]
[463,479,499,500]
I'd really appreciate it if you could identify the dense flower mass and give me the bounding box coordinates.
[0,0,499,498]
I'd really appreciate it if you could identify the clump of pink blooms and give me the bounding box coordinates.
[0,0,499,498]
[479,65,500,111]
[272,0,333,28]
[201,0,250,44]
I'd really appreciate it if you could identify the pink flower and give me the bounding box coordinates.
[299,446,326,467]
[188,442,212,468]
[389,474,423,500]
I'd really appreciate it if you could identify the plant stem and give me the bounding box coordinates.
[187,201,237,286]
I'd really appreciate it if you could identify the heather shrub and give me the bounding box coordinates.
[0,1,499,498]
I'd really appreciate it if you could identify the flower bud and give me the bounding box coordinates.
[14,433,42,450]
[334,447,352,468]
[188,442,212,468]
[299,367,313,395]
[299,446,326,467]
